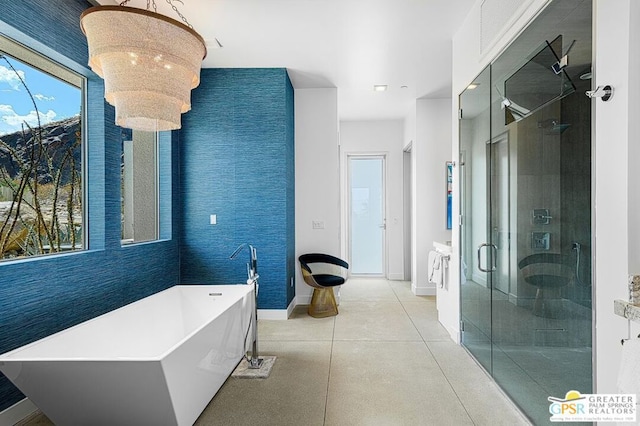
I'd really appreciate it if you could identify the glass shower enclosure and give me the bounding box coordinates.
[459,1,593,424]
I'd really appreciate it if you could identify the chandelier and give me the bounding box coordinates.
[80,0,207,131]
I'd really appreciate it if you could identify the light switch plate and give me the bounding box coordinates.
[210,214,217,225]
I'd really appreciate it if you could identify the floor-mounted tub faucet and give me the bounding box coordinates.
[230,243,259,284]
[230,243,263,369]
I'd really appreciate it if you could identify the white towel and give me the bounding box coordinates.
[428,251,440,285]
[618,339,640,396]
[428,251,448,288]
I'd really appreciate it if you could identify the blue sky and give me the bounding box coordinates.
[0,54,81,136]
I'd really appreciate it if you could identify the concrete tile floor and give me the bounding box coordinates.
[199,278,530,425]
[20,279,530,425]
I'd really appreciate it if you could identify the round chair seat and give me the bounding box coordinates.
[524,274,570,289]
[299,253,349,318]
[313,274,345,287]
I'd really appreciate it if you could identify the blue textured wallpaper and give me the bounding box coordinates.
[180,68,295,310]
[0,0,180,411]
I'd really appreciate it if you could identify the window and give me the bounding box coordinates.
[0,36,84,260]
[121,129,159,244]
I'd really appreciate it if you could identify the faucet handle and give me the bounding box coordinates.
[250,246,258,272]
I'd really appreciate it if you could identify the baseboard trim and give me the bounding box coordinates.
[388,273,404,281]
[0,398,38,426]
[286,297,296,318]
[257,297,296,320]
[296,294,312,305]
[294,287,341,307]
[444,324,461,344]
[411,282,436,296]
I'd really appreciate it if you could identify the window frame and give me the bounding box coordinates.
[0,33,87,261]
[121,129,162,246]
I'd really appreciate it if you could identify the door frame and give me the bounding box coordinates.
[343,152,388,277]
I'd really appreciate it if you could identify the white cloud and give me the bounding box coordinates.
[0,104,57,132]
[34,94,55,102]
[0,65,26,91]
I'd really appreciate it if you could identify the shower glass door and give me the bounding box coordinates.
[460,1,593,424]
[459,65,492,373]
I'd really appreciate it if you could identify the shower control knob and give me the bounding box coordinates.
[586,85,613,101]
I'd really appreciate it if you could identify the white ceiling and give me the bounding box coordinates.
[94,0,475,121]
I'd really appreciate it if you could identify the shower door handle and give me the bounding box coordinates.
[477,243,497,273]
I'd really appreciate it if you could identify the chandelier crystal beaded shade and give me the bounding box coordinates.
[80,2,207,131]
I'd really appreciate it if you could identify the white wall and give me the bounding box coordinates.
[339,120,405,280]
[629,0,640,269]
[294,88,341,303]
[404,107,417,149]
[449,0,640,402]
[412,99,453,297]
[403,109,417,281]
[594,0,640,398]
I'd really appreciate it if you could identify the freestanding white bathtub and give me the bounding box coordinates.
[0,284,254,426]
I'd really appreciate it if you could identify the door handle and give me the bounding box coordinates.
[477,243,497,273]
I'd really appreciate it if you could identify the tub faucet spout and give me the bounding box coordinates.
[230,243,258,284]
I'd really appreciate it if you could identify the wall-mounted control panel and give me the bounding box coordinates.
[532,209,552,225]
[532,232,550,250]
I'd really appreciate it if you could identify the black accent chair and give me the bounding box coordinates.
[299,253,349,318]
[518,253,572,317]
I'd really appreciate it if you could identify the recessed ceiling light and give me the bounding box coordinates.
[373,85,388,92]
[206,38,223,49]
[467,83,480,90]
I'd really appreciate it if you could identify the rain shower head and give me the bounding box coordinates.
[538,119,571,134]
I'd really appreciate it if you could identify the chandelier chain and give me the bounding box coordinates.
[143,0,157,13]
[118,0,192,29]
[166,0,193,29]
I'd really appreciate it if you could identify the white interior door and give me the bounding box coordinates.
[348,155,385,275]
